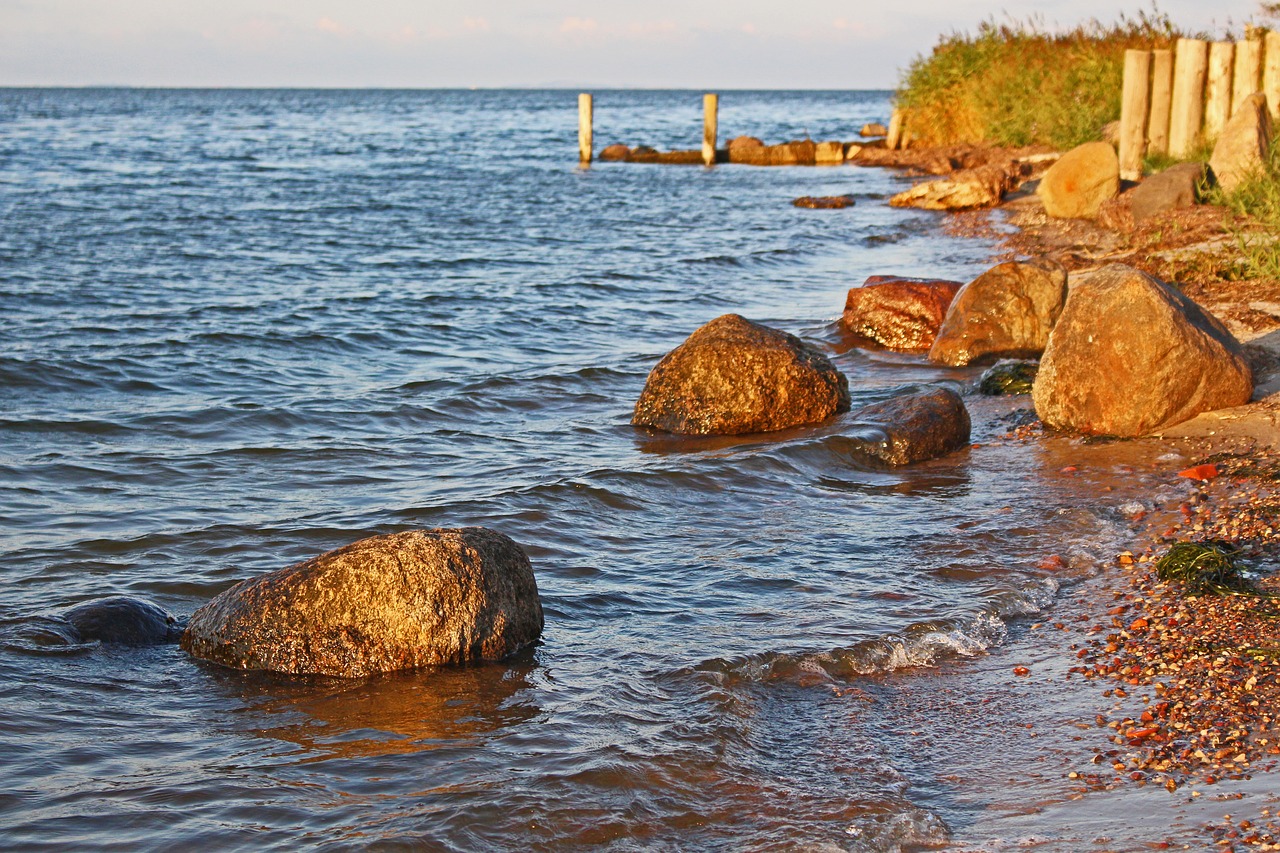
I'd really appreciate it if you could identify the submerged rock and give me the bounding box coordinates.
[848,387,971,466]
[1037,141,1120,219]
[181,527,543,678]
[793,194,856,209]
[978,359,1039,395]
[841,275,962,352]
[632,313,850,435]
[64,596,182,646]
[929,258,1068,367]
[1032,264,1253,436]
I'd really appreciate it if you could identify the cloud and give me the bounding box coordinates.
[462,17,490,32]
[316,17,345,35]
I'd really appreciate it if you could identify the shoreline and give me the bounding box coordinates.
[866,146,1280,849]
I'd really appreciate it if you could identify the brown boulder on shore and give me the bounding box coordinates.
[888,162,1019,211]
[1210,92,1273,194]
[1032,265,1253,437]
[929,259,1068,366]
[841,276,962,351]
[1037,141,1120,219]
[848,387,971,466]
[632,314,850,435]
[1129,162,1209,224]
[181,528,544,677]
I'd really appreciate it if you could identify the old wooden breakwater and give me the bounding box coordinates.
[1119,32,1280,180]
[575,92,896,167]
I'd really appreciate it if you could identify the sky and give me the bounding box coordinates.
[0,1,1264,89]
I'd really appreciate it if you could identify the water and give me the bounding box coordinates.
[0,89,1184,850]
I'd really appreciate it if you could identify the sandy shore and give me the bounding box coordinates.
[910,160,1280,850]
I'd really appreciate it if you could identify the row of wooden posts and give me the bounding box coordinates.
[578,92,721,165]
[1119,33,1280,181]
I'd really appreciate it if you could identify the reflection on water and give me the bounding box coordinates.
[204,655,541,762]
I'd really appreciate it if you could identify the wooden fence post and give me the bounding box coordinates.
[1148,48,1174,157]
[886,109,904,150]
[1266,31,1280,119]
[1119,50,1151,181]
[702,93,718,167]
[578,93,593,164]
[1203,42,1235,141]
[1234,37,1264,115]
[1169,38,1209,158]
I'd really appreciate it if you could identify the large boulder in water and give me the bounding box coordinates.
[929,259,1068,367]
[1032,265,1253,436]
[64,596,181,645]
[848,387,971,466]
[181,528,543,678]
[632,314,850,435]
[841,275,962,351]
[1037,141,1120,219]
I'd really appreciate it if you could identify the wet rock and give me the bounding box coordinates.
[841,275,963,352]
[1210,92,1273,194]
[598,144,631,161]
[628,149,703,165]
[929,258,1069,367]
[64,596,182,646]
[181,528,543,677]
[888,162,1019,210]
[1037,141,1120,219]
[726,135,764,151]
[848,388,971,466]
[816,140,846,164]
[1032,264,1253,436]
[860,122,889,137]
[632,313,850,435]
[978,359,1039,395]
[730,140,818,166]
[793,194,856,209]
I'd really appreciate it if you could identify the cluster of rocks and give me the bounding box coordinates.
[597,120,896,167]
[888,90,1272,222]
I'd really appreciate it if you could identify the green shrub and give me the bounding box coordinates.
[1206,145,1280,279]
[896,12,1183,148]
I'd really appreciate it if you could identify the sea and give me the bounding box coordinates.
[0,88,1201,851]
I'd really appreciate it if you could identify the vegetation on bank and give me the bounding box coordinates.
[895,12,1183,149]
[1210,146,1280,279]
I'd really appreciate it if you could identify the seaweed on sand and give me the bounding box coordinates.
[1155,541,1253,596]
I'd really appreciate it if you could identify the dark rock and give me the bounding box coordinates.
[889,161,1021,210]
[628,149,704,165]
[848,388,971,465]
[978,359,1039,395]
[793,194,856,209]
[632,313,850,435]
[1032,264,1253,436]
[1130,162,1209,223]
[1037,141,1120,219]
[598,144,631,161]
[1210,92,1273,193]
[841,276,963,351]
[181,528,543,677]
[929,258,1069,366]
[64,596,181,646]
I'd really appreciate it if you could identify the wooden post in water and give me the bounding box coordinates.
[1234,37,1264,115]
[1266,30,1280,120]
[1148,48,1174,157]
[578,93,593,165]
[702,93,718,166]
[1169,38,1209,159]
[1203,41,1235,142]
[1119,49,1151,181]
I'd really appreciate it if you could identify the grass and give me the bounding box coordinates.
[1204,145,1280,280]
[895,11,1184,149]
[1155,541,1253,596]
